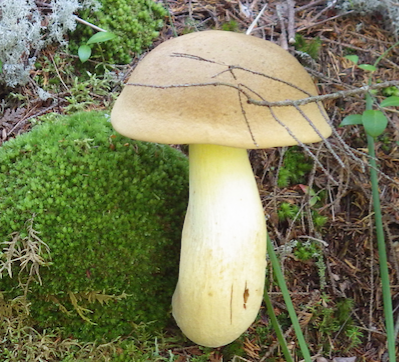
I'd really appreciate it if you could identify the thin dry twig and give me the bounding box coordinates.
[248,81,399,107]
[125,53,398,186]
[287,0,296,44]
[276,3,289,49]
[130,53,399,107]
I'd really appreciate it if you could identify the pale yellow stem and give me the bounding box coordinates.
[172,144,267,347]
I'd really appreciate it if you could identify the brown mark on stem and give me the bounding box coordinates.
[243,281,249,309]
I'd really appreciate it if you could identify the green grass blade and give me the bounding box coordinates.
[366,134,396,361]
[263,285,294,362]
[365,92,396,361]
[267,234,312,362]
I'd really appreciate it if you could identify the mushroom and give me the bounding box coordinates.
[111,30,332,347]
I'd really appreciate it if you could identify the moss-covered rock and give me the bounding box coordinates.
[69,0,168,65]
[0,111,188,341]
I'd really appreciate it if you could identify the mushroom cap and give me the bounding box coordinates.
[111,30,332,149]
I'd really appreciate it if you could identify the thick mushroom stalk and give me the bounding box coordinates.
[172,144,267,347]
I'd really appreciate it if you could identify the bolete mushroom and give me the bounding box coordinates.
[111,30,332,347]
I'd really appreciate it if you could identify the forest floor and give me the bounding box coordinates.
[1,1,399,361]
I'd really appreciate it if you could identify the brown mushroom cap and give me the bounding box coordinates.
[111,30,332,149]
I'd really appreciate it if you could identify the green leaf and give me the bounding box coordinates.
[78,45,92,63]
[358,64,377,72]
[339,114,363,127]
[380,96,399,107]
[362,110,388,137]
[86,32,116,45]
[345,55,359,64]
[309,196,318,207]
[0,60,2,73]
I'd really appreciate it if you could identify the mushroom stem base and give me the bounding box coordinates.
[172,144,267,347]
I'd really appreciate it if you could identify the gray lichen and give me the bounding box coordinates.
[0,0,98,87]
[336,0,399,36]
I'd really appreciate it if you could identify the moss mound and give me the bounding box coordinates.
[0,111,188,341]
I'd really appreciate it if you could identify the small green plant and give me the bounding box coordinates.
[340,56,398,139]
[277,146,313,188]
[33,53,120,112]
[312,210,328,229]
[305,296,363,353]
[64,71,118,112]
[278,202,300,222]
[298,184,326,207]
[78,30,117,63]
[220,20,239,32]
[344,325,363,351]
[294,240,319,261]
[294,34,322,60]
[378,131,397,153]
[278,199,327,230]
[293,240,327,288]
[381,85,399,97]
[69,0,167,65]
[297,185,329,229]
[339,44,399,362]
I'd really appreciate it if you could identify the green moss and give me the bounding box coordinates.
[294,34,321,60]
[307,296,362,352]
[0,111,188,342]
[220,20,239,32]
[277,202,300,222]
[277,146,313,188]
[69,0,168,65]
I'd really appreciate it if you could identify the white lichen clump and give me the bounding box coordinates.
[0,0,98,87]
[336,0,399,36]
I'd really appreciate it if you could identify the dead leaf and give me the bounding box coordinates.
[0,108,25,127]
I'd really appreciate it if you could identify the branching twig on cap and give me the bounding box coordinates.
[126,54,399,186]
[248,80,399,107]
[169,52,399,105]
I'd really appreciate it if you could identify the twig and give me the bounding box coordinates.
[49,53,69,92]
[295,0,327,12]
[276,3,288,50]
[125,79,399,108]
[304,0,337,23]
[297,11,355,32]
[249,81,399,107]
[237,87,258,147]
[73,15,107,32]
[125,54,398,186]
[287,0,296,44]
[246,3,268,35]
[128,52,399,108]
